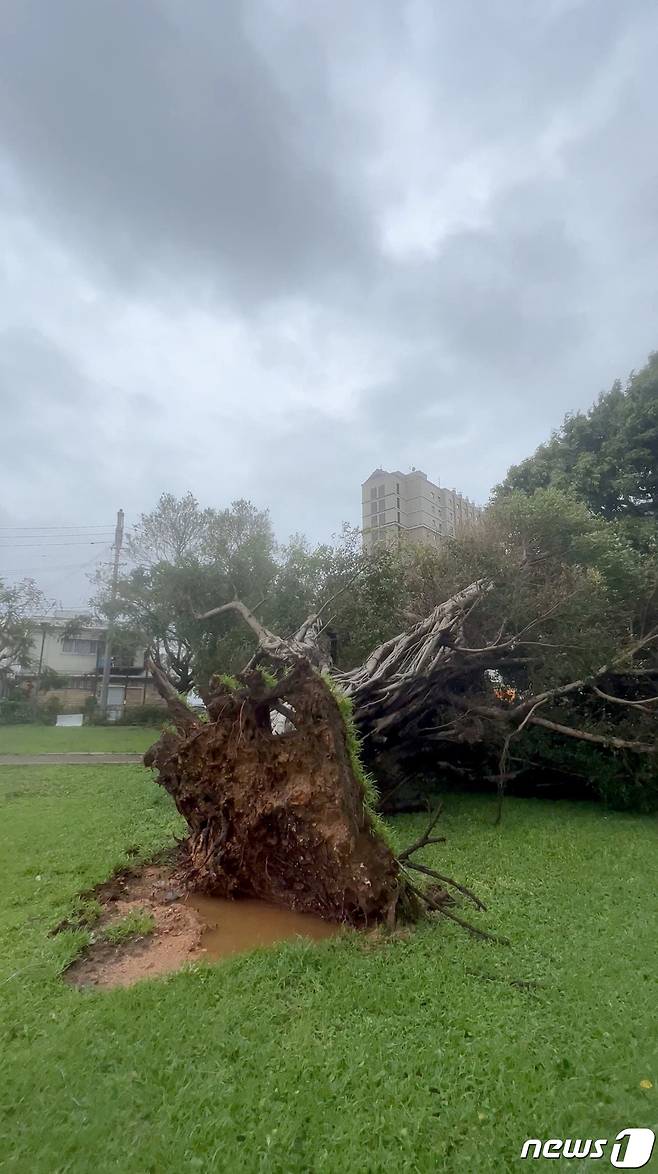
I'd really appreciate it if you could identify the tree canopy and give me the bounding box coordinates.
[0,578,44,686]
[497,351,658,534]
[93,494,278,692]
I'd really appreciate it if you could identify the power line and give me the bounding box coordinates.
[0,540,116,549]
[0,524,116,531]
[0,546,115,574]
[0,564,102,572]
[46,547,114,593]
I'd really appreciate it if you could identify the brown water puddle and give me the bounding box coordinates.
[63,864,342,989]
[186,894,342,960]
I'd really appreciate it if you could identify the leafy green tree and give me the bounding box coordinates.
[498,352,658,529]
[94,495,277,692]
[0,578,44,689]
[126,492,216,565]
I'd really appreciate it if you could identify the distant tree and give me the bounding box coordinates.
[126,492,216,565]
[94,496,277,692]
[0,578,44,687]
[498,352,658,530]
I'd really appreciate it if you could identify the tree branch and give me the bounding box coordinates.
[591,684,658,713]
[528,714,656,754]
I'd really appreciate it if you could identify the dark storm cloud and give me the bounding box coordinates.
[0,0,657,577]
[0,0,374,301]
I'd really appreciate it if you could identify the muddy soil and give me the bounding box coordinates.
[64,864,341,990]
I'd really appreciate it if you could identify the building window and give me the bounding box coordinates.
[397,510,401,522]
[62,638,103,656]
[378,484,385,498]
[396,482,400,493]
[378,499,385,512]
[370,487,377,499]
[371,502,378,516]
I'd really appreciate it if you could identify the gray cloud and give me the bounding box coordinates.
[0,0,374,301]
[0,0,657,604]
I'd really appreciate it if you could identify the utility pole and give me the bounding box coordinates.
[99,509,124,718]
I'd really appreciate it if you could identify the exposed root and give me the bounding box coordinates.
[404,879,510,945]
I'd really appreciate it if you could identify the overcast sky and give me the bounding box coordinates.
[1,0,657,604]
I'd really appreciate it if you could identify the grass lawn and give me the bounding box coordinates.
[0,725,161,754]
[0,768,656,1173]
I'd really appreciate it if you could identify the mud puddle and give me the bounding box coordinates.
[187,893,342,960]
[64,865,341,990]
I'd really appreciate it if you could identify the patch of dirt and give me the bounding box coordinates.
[63,864,205,990]
[62,861,342,990]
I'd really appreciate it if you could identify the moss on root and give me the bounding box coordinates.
[323,675,396,854]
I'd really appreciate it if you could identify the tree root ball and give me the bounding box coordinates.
[145,662,403,926]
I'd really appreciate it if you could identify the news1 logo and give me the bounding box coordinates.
[520,1128,655,1167]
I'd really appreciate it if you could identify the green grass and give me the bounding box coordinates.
[102,908,156,945]
[0,767,656,1173]
[0,724,161,754]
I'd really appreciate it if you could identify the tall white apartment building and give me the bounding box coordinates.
[361,467,482,552]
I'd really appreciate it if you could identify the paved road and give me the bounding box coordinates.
[0,753,143,765]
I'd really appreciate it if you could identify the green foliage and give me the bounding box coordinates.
[498,351,658,531]
[101,907,156,945]
[0,577,45,681]
[0,697,36,725]
[94,494,277,694]
[1,770,656,1172]
[216,673,240,692]
[0,696,83,726]
[126,492,217,565]
[110,704,168,727]
[520,726,658,813]
[324,676,395,851]
[39,695,63,722]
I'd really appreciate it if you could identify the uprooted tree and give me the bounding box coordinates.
[145,489,656,931]
[132,362,658,930]
[144,598,495,934]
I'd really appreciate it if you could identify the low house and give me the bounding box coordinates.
[19,611,165,720]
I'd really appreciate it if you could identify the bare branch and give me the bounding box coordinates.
[591,685,658,714]
[402,861,487,910]
[494,699,547,825]
[193,599,275,646]
[529,714,656,754]
[397,801,444,861]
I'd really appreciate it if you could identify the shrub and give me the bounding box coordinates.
[116,704,168,727]
[0,697,35,725]
[521,728,658,813]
